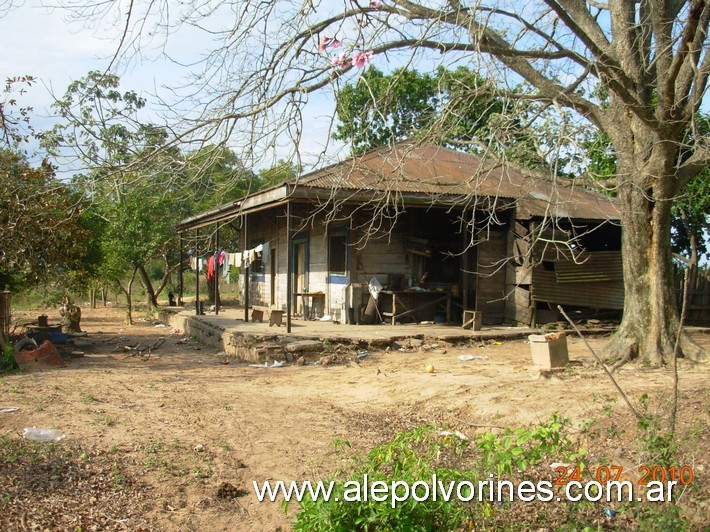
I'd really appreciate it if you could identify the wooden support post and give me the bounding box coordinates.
[195,229,201,315]
[286,202,292,333]
[244,215,250,323]
[215,223,220,316]
[178,233,184,305]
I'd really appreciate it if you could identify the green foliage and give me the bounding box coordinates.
[0,149,89,291]
[636,394,676,466]
[292,426,475,531]
[475,413,584,478]
[1,345,17,372]
[292,417,586,531]
[333,66,547,169]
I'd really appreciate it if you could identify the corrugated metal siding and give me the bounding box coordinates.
[554,251,623,283]
[532,268,624,309]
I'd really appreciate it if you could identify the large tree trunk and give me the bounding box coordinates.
[605,179,679,365]
[603,128,707,364]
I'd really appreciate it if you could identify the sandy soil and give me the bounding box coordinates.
[1,306,708,530]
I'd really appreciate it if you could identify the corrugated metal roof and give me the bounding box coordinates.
[297,142,619,220]
[177,141,620,230]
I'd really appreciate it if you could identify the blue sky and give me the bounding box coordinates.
[0,0,343,170]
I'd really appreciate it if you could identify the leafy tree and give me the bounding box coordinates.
[334,66,547,169]
[44,72,188,319]
[0,149,88,291]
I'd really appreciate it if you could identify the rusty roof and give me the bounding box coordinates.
[177,141,619,231]
[295,141,619,220]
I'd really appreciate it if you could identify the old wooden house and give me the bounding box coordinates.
[177,141,623,330]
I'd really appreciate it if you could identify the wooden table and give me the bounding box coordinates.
[294,292,325,319]
[378,290,450,325]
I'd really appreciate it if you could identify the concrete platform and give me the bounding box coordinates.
[161,305,545,359]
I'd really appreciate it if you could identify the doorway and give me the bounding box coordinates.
[292,236,309,314]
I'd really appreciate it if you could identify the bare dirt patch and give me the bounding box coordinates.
[1,306,708,530]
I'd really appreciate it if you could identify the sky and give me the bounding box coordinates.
[0,0,342,171]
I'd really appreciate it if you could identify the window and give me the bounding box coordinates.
[328,228,348,278]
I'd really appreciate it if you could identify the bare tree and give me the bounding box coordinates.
[50,0,708,364]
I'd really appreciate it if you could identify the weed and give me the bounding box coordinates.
[1,345,17,372]
[145,440,163,454]
[81,394,98,404]
[97,416,115,427]
[476,413,585,478]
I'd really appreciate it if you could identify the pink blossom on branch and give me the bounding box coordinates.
[352,50,374,68]
[320,36,343,51]
[370,0,382,8]
[331,51,352,68]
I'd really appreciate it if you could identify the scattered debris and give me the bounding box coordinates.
[425,364,436,373]
[113,338,165,360]
[357,350,369,359]
[458,355,489,361]
[14,337,38,352]
[23,427,65,442]
[0,406,19,413]
[439,430,468,441]
[153,323,166,328]
[194,443,206,452]
[14,340,65,369]
[216,482,248,499]
[247,361,284,368]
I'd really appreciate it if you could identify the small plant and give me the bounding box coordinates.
[475,414,585,478]
[97,416,115,427]
[636,393,676,466]
[292,426,478,531]
[81,394,99,404]
[1,345,17,372]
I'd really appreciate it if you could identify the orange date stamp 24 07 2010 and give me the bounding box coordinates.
[553,465,695,486]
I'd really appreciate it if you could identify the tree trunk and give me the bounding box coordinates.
[602,142,707,364]
[136,264,158,308]
[124,267,138,325]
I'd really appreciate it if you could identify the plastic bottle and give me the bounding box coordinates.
[22,427,65,442]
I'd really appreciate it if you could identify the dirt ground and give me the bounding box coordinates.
[1,306,708,530]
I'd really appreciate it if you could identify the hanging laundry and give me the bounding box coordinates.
[206,255,216,280]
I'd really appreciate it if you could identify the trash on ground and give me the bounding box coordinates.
[23,427,65,442]
[458,354,489,361]
[440,430,468,440]
[357,351,369,359]
[0,407,19,413]
[154,323,166,328]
